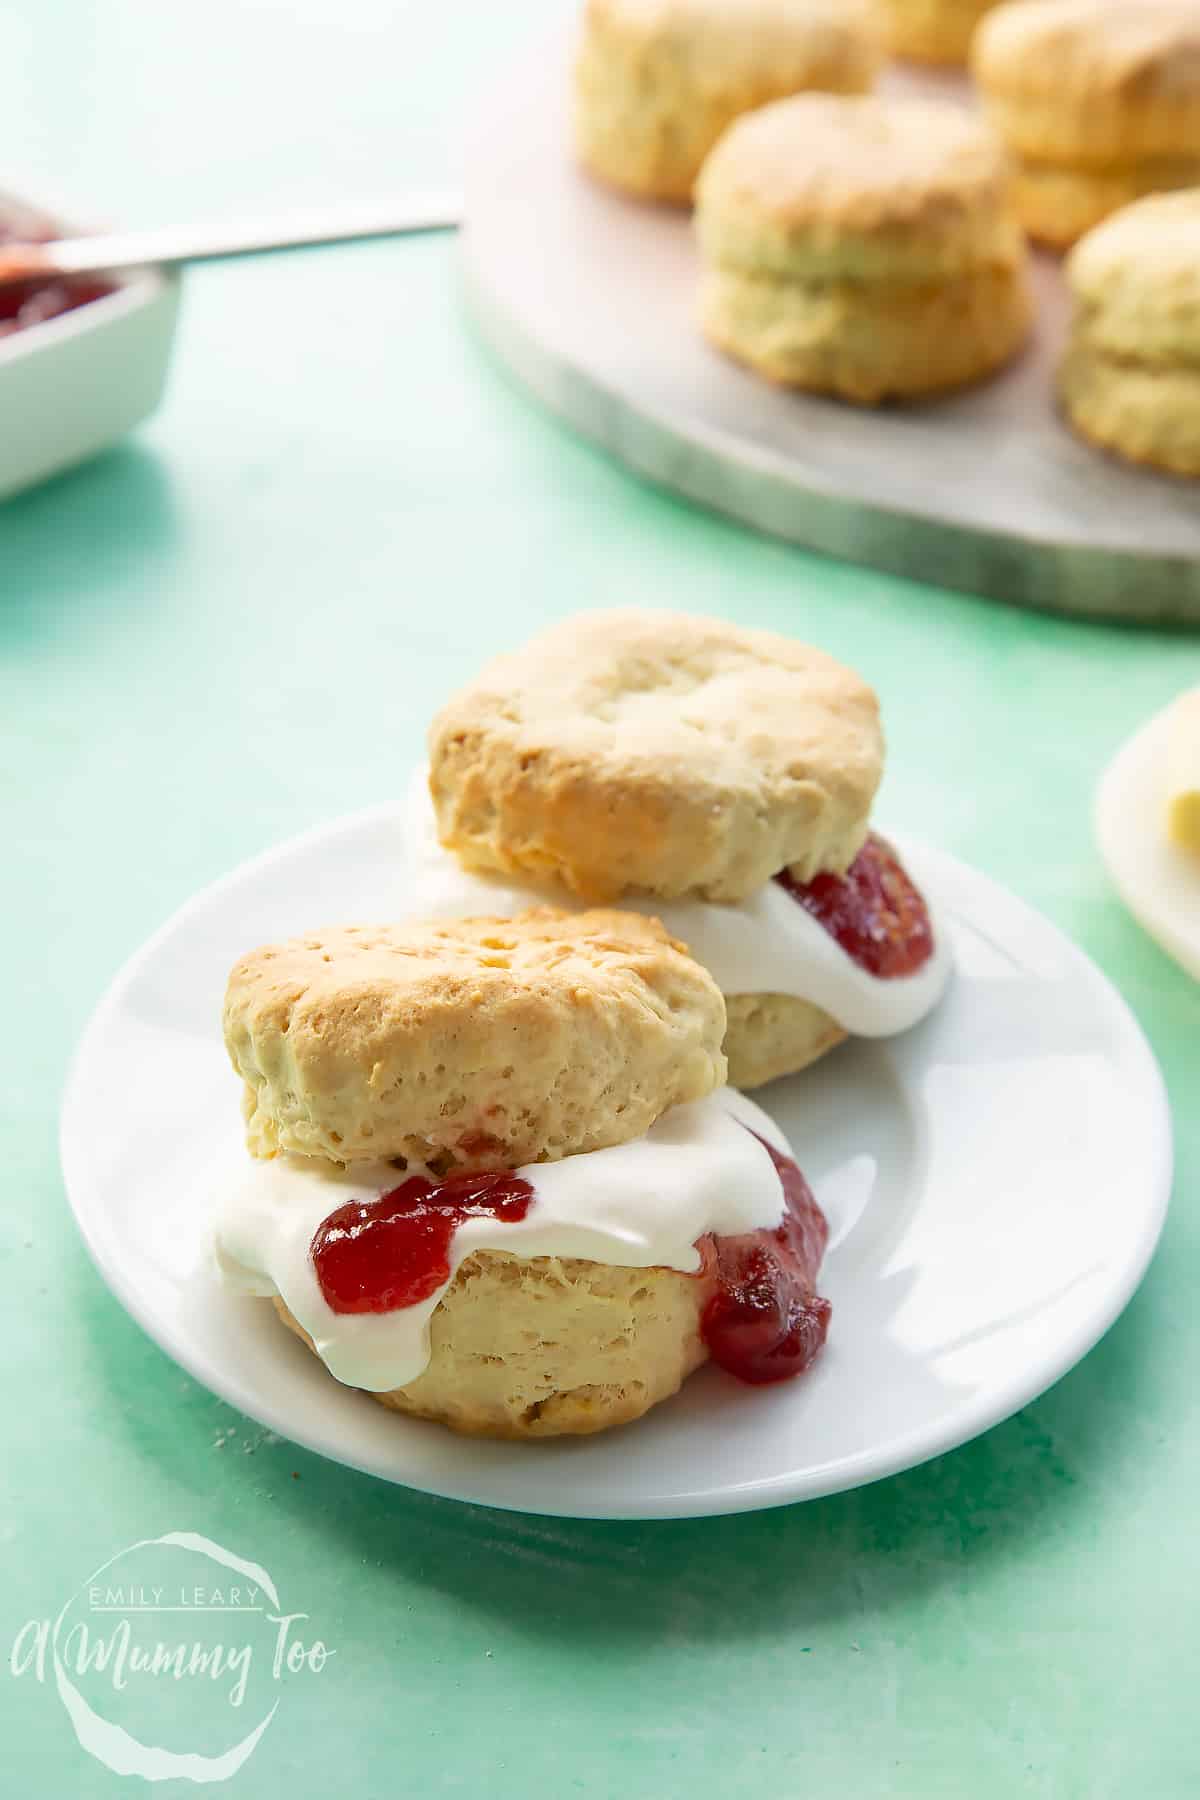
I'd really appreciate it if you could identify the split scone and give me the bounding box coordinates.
[693,94,1031,402]
[880,0,1000,66]
[574,0,883,204]
[413,609,951,1090]
[972,0,1200,248]
[1059,191,1200,478]
[215,910,832,1438]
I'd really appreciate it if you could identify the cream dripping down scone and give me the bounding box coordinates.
[415,610,951,1089]
[693,93,1031,402]
[972,0,1200,248]
[215,909,833,1439]
[574,0,883,204]
[1059,190,1200,478]
[879,0,1000,66]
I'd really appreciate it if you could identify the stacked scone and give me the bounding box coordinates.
[1060,190,1200,478]
[414,610,951,1088]
[693,94,1031,402]
[973,0,1200,248]
[215,910,831,1437]
[575,0,883,203]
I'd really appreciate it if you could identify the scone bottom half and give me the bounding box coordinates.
[217,908,834,1439]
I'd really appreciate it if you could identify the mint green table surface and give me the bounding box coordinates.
[3,3,1198,1794]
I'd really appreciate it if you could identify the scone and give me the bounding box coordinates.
[215,909,832,1439]
[574,0,883,203]
[880,0,1000,65]
[415,609,951,1089]
[972,0,1200,247]
[1059,190,1200,478]
[693,94,1031,402]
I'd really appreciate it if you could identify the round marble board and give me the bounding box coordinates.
[460,48,1200,624]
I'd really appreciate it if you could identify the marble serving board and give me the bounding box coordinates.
[460,49,1200,623]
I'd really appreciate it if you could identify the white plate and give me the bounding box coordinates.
[61,806,1172,1519]
[1096,699,1200,982]
[0,189,179,500]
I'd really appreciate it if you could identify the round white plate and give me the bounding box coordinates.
[1096,699,1200,982]
[61,807,1171,1520]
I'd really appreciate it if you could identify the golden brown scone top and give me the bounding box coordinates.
[1066,190,1200,366]
[224,909,726,1169]
[580,0,883,75]
[973,0,1200,103]
[695,93,1022,284]
[427,609,883,902]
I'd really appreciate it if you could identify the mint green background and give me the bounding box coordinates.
[3,3,1198,1793]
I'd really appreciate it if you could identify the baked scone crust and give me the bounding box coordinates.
[1059,346,1200,479]
[1066,190,1200,364]
[428,610,883,902]
[973,0,1200,166]
[274,1249,713,1438]
[695,94,1025,284]
[880,0,1000,66]
[574,0,882,204]
[1010,155,1200,249]
[723,992,847,1088]
[700,260,1031,401]
[224,910,727,1167]
[1059,191,1200,476]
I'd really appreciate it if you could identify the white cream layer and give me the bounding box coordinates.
[403,773,951,1037]
[214,1087,791,1394]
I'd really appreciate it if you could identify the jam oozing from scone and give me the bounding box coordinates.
[0,206,113,339]
[776,832,933,978]
[700,1133,831,1386]
[311,1136,830,1390]
[313,1172,534,1313]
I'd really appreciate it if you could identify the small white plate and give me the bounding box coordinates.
[1096,699,1200,982]
[61,807,1171,1520]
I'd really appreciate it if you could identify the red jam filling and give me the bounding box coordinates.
[0,205,112,339]
[699,1133,831,1386]
[776,832,933,979]
[310,1131,831,1391]
[312,1170,534,1313]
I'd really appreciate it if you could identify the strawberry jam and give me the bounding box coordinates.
[311,1133,831,1392]
[313,1171,534,1313]
[776,833,933,978]
[0,204,112,339]
[700,1134,831,1385]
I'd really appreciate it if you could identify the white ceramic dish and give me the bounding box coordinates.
[1096,698,1200,982]
[0,190,179,500]
[60,806,1171,1520]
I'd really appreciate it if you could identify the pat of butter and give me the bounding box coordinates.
[1167,689,1200,853]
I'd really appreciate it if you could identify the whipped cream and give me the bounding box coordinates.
[401,772,951,1037]
[214,1087,791,1393]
